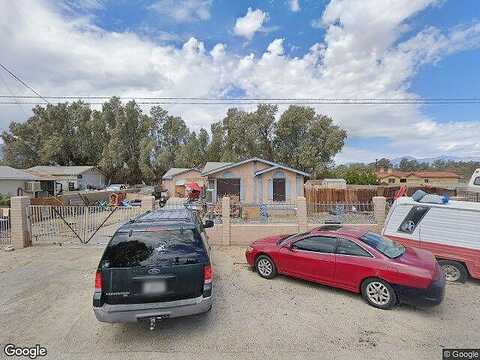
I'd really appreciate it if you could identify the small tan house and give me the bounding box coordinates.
[201,158,309,204]
[161,168,206,197]
[376,169,461,187]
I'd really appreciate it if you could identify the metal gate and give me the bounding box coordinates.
[0,215,11,246]
[28,205,143,244]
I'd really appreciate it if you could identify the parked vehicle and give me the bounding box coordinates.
[383,196,480,283]
[468,168,480,191]
[106,184,128,192]
[93,208,215,329]
[246,226,445,309]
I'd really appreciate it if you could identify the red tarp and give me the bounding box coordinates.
[185,182,202,192]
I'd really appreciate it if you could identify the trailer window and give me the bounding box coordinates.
[398,206,429,234]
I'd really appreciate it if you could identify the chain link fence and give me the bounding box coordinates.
[307,202,375,224]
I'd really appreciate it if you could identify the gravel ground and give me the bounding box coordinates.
[0,244,479,360]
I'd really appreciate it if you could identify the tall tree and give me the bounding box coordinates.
[273,105,346,177]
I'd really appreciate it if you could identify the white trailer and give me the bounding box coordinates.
[382,196,480,283]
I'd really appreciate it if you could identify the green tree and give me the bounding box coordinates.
[273,105,346,177]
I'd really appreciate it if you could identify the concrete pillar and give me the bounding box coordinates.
[221,196,231,246]
[141,195,156,212]
[373,196,387,228]
[296,196,308,233]
[10,196,31,249]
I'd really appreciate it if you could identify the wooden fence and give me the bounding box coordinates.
[305,185,458,204]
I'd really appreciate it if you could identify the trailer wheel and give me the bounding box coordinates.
[438,260,468,283]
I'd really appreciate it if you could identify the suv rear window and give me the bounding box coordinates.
[101,229,202,268]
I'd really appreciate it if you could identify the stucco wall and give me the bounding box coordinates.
[0,180,28,196]
[209,160,305,204]
[206,223,378,246]
[381,176,459,187]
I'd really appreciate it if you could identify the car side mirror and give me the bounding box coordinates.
[203,220,214,228]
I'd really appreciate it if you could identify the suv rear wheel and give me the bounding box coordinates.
[255,255,277,279]
[438,260,468,283]
[361,278,397,310]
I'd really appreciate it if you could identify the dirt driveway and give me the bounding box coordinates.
[0,245,479,360]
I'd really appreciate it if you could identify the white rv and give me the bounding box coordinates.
[468,168,480,190]
[382,196,480,283]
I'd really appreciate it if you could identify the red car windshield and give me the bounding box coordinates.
[359,232,405,259]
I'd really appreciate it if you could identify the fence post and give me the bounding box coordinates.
[141,195,156,212]
[10,196,31,249]
[372,196,387,230]
[221,196,231,246]
[296,196,308,233]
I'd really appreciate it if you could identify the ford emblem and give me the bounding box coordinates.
[148,268,162,275]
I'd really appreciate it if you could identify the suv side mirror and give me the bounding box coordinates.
[203,220,214,228]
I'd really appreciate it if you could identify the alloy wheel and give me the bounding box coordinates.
[257,258,273,277]
[365,281,391,306]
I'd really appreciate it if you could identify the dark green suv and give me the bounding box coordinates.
[93,208,214,328]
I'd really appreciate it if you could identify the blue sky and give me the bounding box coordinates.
[1,0,480,163]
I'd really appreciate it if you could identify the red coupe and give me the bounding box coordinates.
[245,225,445,309]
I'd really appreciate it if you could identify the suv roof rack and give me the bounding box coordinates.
[133,208,196,224]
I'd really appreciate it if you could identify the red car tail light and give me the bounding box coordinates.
[95,271,102,292]
[204,265,213,284]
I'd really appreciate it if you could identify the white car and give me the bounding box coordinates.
[106,184,127,192]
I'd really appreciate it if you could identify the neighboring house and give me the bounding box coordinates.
[0,166,39,197]
[201,158,309,204]
[376,168,461,187]
[161,168,205,197]
[26,166,106,194]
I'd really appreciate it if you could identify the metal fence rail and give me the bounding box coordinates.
[0,216,11,245]
[28,205,143,244]
[307,202,375,224]
[231,203,297,224]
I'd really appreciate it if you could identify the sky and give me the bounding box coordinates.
[0,0,479,164]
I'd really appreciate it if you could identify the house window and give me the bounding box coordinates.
[273,178,286,202]
[424,178,429,183]
[400,178,407,183]
[216,178,240,200]
[68,182,75,191]
[474,177,480,186]
[388,178,395,184]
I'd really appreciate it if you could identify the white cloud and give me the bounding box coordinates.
[148,0,212,22]
[1,0,480,161]
[233,8,268,40]
[289,0,300,12]
[310,18,322,28]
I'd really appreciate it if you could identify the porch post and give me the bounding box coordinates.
[10,196,32,249]
[296,196,308,233]
[372,196,387,229]
[222,196,231,246]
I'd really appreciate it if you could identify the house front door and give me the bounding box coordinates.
[273,178,286,202]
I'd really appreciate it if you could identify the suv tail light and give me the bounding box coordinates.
[95,271,102,292]
[204,265,213,284]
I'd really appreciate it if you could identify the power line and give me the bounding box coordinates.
[0,100,479,106]
[0,71,29,117]
[0,95,479,103]
[0,64,50,104]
